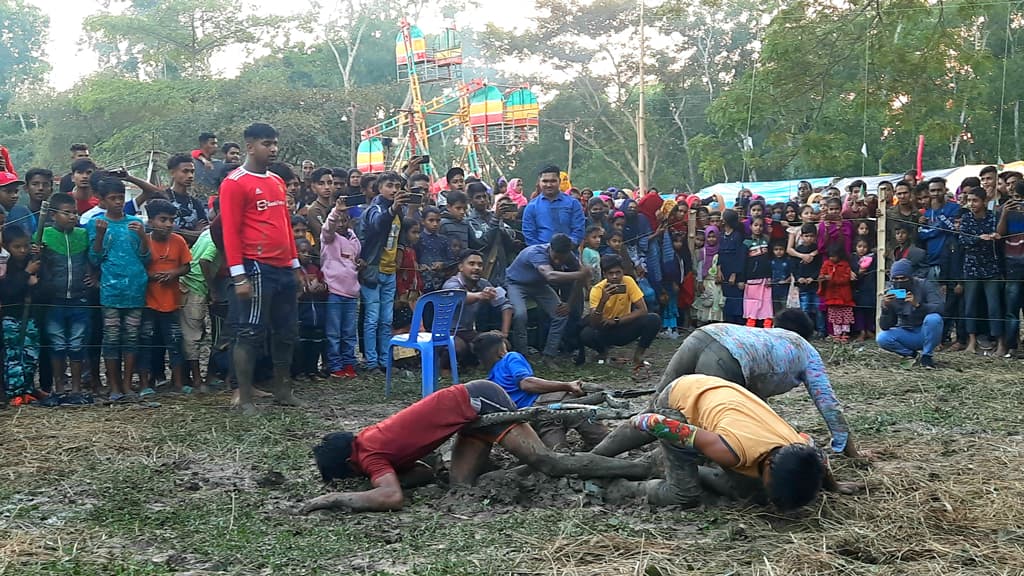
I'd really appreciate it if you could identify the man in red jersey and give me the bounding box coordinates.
[299,380,652,513]
[219,123,304,414]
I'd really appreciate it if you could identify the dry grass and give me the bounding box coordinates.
[2,339,1024,575]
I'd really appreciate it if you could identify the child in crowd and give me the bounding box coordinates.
[817,196,853,256]
[1,226,41,403]
[769,240,793,315]
[604,230,637,278]
[582,225,603,291]
[86,175,149,401]
[693,226,723,324]
[291,215,316,247]
[180,224,219,392]
[416,207,452,292]
[793,223,825,337]
[440,190,476,254]
[321,198,362,379]
[818,244,856,342]
[139,200,191,394]
[40,193,94,397]
[294,238,328,380]
[659,232,692,337]
[890,221,926,276]
[852,238,877,341]
[742,217,773,328]
[394,218,423,332]
[854,219,875,249]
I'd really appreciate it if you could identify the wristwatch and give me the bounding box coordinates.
[614,317,620,325]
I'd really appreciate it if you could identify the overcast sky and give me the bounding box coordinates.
[27,0,536,90]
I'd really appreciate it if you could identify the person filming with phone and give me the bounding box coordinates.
[876,258,944,369]
[579,254,660,375]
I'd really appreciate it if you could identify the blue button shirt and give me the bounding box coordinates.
[522,192,585,246]
[488,352,537,408]
[505,243,579,286]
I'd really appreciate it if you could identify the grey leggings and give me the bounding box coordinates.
[653,329,746,399]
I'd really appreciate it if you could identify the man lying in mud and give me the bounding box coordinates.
[299,380,651,513]
[594,308,864,460]
[598,374,862,510]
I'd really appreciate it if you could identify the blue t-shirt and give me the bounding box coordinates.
[488,352,537,409]
[505,243,579,286]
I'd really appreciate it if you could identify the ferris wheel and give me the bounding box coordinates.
[356,19,540,183]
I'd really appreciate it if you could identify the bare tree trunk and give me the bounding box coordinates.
[671,99,697,191]
[1015,99,1020,162]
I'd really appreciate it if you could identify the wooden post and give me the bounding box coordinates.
[687,209,697,254]
[875,208,886,328]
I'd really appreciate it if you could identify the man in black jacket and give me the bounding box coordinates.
[876,258,944,369]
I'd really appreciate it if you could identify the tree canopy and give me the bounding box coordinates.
[2,0,1023,191]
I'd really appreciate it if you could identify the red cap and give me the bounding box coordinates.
[0,172,24,187]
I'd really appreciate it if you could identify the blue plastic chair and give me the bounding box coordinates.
[386,289,466,398]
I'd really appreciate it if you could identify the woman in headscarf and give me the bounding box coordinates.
[693,225,723,324]
[505,177,528,207]
[637,189,663,230]
[717,209,747,324]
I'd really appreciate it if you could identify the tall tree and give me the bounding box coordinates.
[83,0,286,79]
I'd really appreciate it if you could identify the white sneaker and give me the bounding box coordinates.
[667,330,680,340]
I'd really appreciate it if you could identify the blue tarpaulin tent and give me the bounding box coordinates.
[690,178,834,207]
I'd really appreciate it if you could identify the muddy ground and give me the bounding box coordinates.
[2,337,1024,575]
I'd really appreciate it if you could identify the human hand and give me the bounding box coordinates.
[555,302,569,317]
[565,380,584,396]
[480,287,497,301]
[25,260,40,275]
[127,221,145,237]
[904,291,916,306]
[83,273,97,288]
[335,197,348,212]
[298,494,347,515]
[94,219,108,235]
[232,274,252,300]
[728,273,736,285]
[833,481,864,495]
[393,191,409,208]
[881,293,895,307]
[850,271,858,281]
[29,243,40,257]
[737,282,745,291]
[954,283,963,296]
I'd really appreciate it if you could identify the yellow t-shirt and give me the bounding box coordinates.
[667,375,807,477]
[378,213,401,275]
[589,276,644,320]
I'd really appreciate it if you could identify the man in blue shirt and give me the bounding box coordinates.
[505,233,592,358]
[918,177,959,282]
[472,331,608,450]
[522,164,585,246]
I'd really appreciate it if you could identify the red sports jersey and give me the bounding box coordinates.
[349,385,480,482]
[219,167,299,275]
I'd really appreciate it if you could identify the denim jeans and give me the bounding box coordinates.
[46,298,91,362]
[1004,281,1023,348]
[507,282,568,356]
[325,293,358,371]
[964,278,1003,337]
[798,289,826,335]
[876,313,944,357]
[360,272,396,368]
[140,309,184,369]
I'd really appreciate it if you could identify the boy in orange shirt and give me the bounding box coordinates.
[139,199,192,394]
